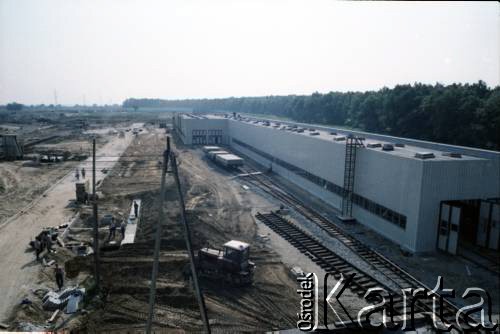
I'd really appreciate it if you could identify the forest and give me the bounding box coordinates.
[123,81,500,150]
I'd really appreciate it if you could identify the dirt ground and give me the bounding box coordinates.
[0,124,137,329]
[7,116,495,333]
[78,131,301,332]
[5,127,303,332]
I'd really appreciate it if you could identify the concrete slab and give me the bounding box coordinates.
[121,199,142,246]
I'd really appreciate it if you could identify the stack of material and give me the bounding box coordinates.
[207,150,228,160]
[42,287,85,313]
[215,153,244,168]
[202,146,221,153]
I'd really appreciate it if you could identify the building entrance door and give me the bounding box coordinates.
[478,200,500,251]
[437,202,461,255]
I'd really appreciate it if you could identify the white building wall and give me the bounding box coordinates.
[228,120,420,251]
[416,159,500,251]
[173,115,228,145]
[174,115,500,253]
[231,140,344,209]
[354,149,423,252]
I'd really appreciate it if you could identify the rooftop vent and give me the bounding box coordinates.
[334,136,346,141]
[415,152,435,159]
[442,152,462,158]
[367,143,382,148]
[394,143,405,147]
[382,144,394,151]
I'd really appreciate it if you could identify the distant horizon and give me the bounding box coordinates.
[3,80,497,107]
[1,1,498,105]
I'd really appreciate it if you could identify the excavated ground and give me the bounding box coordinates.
[59,129,302,333]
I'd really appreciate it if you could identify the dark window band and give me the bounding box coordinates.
[232,138,406,229]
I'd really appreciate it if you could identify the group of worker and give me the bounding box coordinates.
[107,201,139,242]
[31,232,64,291]
[107,216,127,242]
[75,167,86,181]
[33,231,55,261]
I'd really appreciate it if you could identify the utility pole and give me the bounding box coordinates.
[170,152,211,334]
[92,138,101,291]
[53,89,58,108]
[146,137,171,334]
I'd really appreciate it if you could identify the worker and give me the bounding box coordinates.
[75,168,80,181]
[108,217,116,241]
[133,201,139,218]
[40,233,46,252]
[34,238,42,261]
[54,264,64,291]
[43,232,53,253]
[120,220,126,239]
[81,167,86,179]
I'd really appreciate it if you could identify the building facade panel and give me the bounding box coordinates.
[173,114,500,253]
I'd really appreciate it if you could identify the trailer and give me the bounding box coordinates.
[215,153,244,168]
[207,150,229,160]
[202,146,221,153]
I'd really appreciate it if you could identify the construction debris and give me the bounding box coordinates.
[47,310,60,323]
[42,287,85,312]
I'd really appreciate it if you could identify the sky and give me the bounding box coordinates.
[0,0,498,105]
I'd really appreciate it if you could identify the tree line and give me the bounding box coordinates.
[123,81,500,150]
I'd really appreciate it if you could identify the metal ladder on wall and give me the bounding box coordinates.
[340,134,364,219]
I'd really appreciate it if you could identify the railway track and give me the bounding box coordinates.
[240,167,419,287]
[256,212,472,330]
[236,166,474,330]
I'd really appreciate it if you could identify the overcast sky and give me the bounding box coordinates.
[0,1,498,105]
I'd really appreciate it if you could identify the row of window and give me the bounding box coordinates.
[192,129,224,136]
[192,136,207,144]
[351,193,406,228]
[193,129,207,135]
[208,129,223,135]
[232,138,407,229]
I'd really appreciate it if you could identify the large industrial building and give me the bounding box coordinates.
[173,113,500,254]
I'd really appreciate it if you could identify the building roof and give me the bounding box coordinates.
[178,112,499,161]
[220,115,493,161]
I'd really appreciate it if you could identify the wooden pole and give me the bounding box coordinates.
[171,152,211,334]
[146,137,170,334]
[92,138,100,291]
